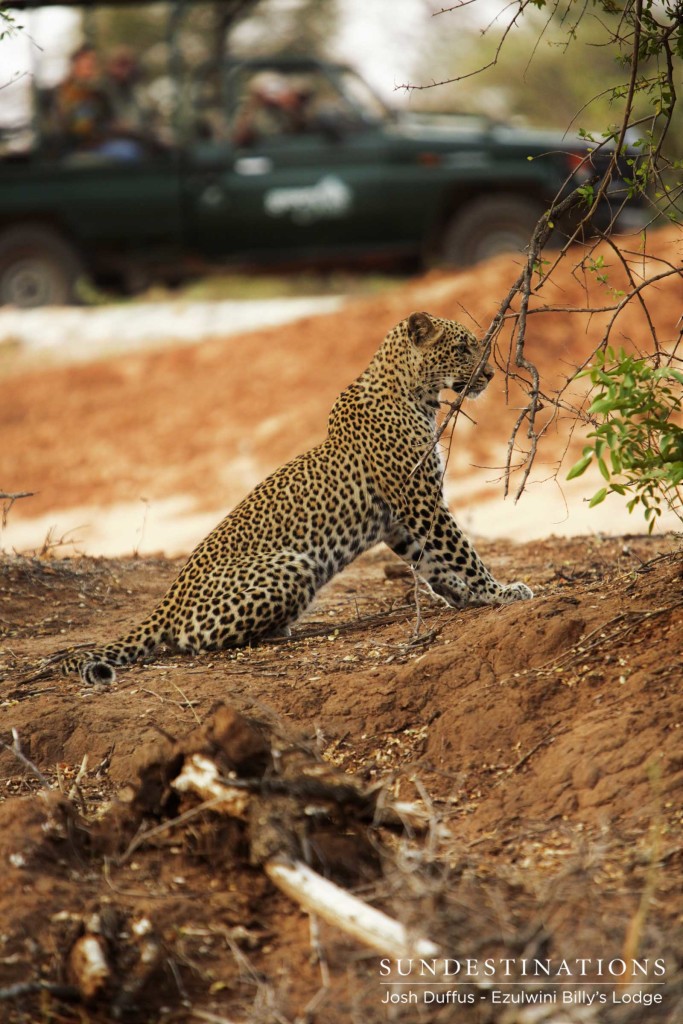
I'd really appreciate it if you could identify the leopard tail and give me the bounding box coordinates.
[60,608,170,685]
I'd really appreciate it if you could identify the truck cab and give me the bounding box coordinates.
[0,2,647,306]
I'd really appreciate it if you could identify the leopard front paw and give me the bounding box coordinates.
[500,582,533,603]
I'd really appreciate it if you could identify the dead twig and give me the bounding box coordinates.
[190,1011,241,1024]
[260,602,414,644]
[171,681,202,724]
[0,490,36,529]
[508,736,554,775]
[529,601,683,679]
[0,728,52,788]
[0,980,79,1002]
[117,792,245,866]
[68,753,89,809]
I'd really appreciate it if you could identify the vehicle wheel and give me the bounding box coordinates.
[441,195,547,267]
[0,225,84,308]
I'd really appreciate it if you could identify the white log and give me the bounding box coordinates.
[172,754,250,819]
[265,857,440,959]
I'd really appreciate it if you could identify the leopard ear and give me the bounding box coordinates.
[408,311,443,347]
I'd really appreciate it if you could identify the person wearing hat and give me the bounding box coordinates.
[233,73,312,147]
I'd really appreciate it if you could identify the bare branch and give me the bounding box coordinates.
[433,1,481,14]
[1,490,36,529]
[396,0,533,91]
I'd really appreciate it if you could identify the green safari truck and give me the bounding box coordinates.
[0,4,646,306]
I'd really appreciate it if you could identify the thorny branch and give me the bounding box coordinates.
[409,0,682,500]
[423,185,595,500]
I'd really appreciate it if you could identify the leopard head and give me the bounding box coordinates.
[406,310,493,399]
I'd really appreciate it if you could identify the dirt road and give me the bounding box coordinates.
[2,225,681,555]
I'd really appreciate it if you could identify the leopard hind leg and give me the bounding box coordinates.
[169,550,321,652]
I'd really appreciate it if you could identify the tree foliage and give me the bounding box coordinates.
[0,7,18,43]
[229,0,339,59]
[90,1,260,72]
[569,349,683,528]
[90,0,337,73]
[416,1,683,162]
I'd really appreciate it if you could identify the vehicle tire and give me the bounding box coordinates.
[441,194,547,267]
[0,225,84,308]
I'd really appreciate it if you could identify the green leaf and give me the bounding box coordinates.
[567,454,593,480]
[590,396,617,414]
[589,488,608,507]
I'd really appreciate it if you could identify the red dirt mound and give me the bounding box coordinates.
[1,532,681,1022]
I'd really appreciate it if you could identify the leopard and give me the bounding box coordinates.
[59,310,533,686]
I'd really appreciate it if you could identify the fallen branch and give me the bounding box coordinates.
[174,753,439,831]
[172,753,442,959]
[173,753,251,818]
[68,934,110,1001]
[265,857,440,959]
[164,737,602,1022]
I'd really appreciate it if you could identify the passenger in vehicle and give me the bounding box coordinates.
[233,74,313,147]
[55,44,151,160]
[54,44,113,153]
[102,46,155,155]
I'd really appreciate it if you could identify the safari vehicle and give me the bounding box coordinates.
[0,0,646,307]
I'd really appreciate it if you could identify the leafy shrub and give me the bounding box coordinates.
[568,348,683,531]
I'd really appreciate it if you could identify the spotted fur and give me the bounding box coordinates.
[60,311,532,685]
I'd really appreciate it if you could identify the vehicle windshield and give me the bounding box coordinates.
[191,62,391,147]
[334,68,390,124]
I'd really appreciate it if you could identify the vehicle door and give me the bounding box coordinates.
[182,63,408,261]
